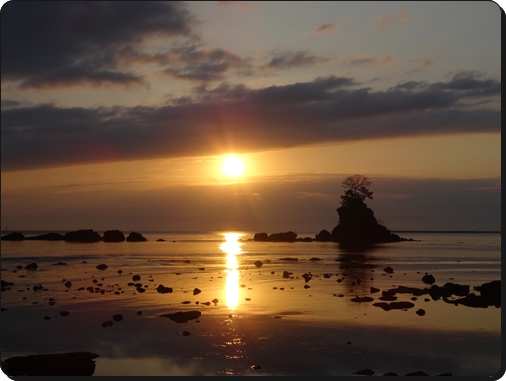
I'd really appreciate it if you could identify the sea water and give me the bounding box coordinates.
[0,231,501,376]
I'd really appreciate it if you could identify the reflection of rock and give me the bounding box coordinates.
[126,232,147,242]
[102,230,125,242]
[64,229,101,243]
[445,280,501,308]
[159,310,202,323]
[2,352,99,376]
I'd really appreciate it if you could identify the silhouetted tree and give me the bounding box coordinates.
[340,175,373,205]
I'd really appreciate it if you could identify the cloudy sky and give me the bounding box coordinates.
[1,1,501,233]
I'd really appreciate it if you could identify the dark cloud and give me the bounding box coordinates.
[1,73,500,171]
[261,50,331,71]
[313,23,336,36]
[1,1,193,88]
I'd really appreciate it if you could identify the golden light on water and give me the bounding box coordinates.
[220,233,243,310]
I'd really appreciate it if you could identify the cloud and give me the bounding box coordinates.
[260,50,332,71]
[216,1,254,11]
[313,23,336,36]
[377,10,412,29]
[1,73,500,171]
[1,1,194,88]
[347,55,395,66]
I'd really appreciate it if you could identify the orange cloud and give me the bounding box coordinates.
[377,10,411,29]
[313,23,336,36]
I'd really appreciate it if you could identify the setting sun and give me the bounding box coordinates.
[221,155,244,178]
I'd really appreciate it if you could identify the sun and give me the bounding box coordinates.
[222,155,244,178]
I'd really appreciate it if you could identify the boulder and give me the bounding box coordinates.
[64,229,101,243]
[253,232,269,241]
[102,230,125,242]
[126,232,147,242]
[268,231,297,242]
[159,310,201,323]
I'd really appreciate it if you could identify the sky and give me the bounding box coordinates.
[0,1,502,233]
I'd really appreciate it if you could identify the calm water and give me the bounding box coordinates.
[0,231,502,376]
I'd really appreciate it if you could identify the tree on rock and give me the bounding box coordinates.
[340,175,373,206]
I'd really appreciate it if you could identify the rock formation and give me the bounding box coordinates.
[330,199,405,244]
[64,229,102,243]
[102,230,125,242]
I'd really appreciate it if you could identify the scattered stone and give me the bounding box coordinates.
[102,321,113,328]
[302,273,312,282]
[64,229,101,243]
[416,309,426,316]
[59,310,70,317]
[405,371,429,376]
[159,310,201,323]
[282,271,293,278]
[181,331,191,336]
[383,266,394,274]
[112,314,123,322]
[351,296,374,303]
[53,262,67,266]
[137,311,143,315]
[193,288,201,295]
[132,275,141,281]
[309,257,322,261]
[251,364,262,370]
[102,230,125,242]
[383,372,399,376]
[96,264,108,270]
[422,274,435,285]
[212,298,219,304]
[370,287,380,293]
[254,260,263,268]
[156,285,173,294]
[126,232,147,242]
[25,263,38,270]
[64,281,72,288]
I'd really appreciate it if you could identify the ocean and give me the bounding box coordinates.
[0,230,502,376]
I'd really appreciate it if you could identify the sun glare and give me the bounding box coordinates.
[221,155,244,178]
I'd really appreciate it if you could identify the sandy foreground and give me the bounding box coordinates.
[0,256,502,377]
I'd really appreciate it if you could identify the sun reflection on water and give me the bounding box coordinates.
[220,233,243,310]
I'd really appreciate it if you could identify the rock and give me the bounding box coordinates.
[25,262,38,270]
[253,232,269,241]
[254,260,263,268]
[315,229,332,242]
[282,271,292,278]
[351,296,374,302]
[302,273,312,283]
[126,232,147,242]
[373,301,415,311]
[268,231,297,242]
[331,199,407,244]
[156,285,173,294]
[370,287,380,293]
[309,257,322,261]
[193,288,201,295]
[64,229,101,243]
[96,264,108,270]
[132,275,141,281]
[64,281,72,288]
[159,310,202,323]
[53,262,67,266]
[353,369,375,376]
[26,233,65,241]
[405,371,429,376]
[102,230,125,242]
[1,232,26,241]
[112,314,123,322]
[59,311,70,317]
[2,352,99,376]
[182,331,191,336]
[422,274,435,284]
[157,238,165,242]
[416,309,426,316]
[1,280,14,289]
[102,321,113,328]
[383,372,399,376]
[383,266,394,274]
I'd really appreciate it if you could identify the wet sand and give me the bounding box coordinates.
[0,257,502,377]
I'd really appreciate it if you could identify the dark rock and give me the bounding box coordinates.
[159,310,202,323]
[282,271,292,278]
[416,309,426,316]
[157,238,166,242]
[156,284,173,294]
[253,232,269,241]
[25,262,38,270]
[2,352,99,376]
[1,232,26,241]
[351,296,374,302]
[383,266,394,274]
[254,260,263,268]
[53,262,67,266]
[193,288,201,295]
[59,311,70,317]
[132,275,141,281]
[26,233,65,241]
[353,369,375,376]
[182,331,191,336]
[405,371,429,376]
[280,257,298,261]
[298,237,313,242]
[102,321,113,328]
[302,273,312,283]
[383,372,399,376]
[309,257,322,261]
[126,232,147,242]
[370,287,380,293]
[64,229,101,243]
[268,231,297,242]
[315,229,333,242]
[102,230,125,242]
[64,281,72,288]
[331,199,407,244]
[445,280,501,308]
[422,274,436,285]
[1,280,14,289]
[373,301,415,311]
[96,264,108,270]
[112,314,123,322]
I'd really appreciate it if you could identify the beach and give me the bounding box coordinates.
[0,231,502,377]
